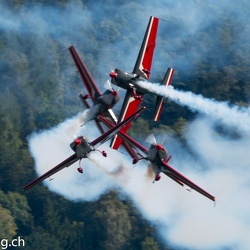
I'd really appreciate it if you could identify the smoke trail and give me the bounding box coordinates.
[64,105,101,138]
[29,110,250,250]
[138,81,250,134]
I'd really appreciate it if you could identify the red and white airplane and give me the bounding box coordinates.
[100,117,216,202]
[23,107,146,191]
[109,16,174,151]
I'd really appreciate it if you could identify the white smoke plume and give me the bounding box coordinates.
[29,100,250,249]
[138,81,250,135]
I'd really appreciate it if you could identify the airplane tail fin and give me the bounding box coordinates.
[152,68,174,122]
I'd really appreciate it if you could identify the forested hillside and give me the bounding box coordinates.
[0,0,249,249]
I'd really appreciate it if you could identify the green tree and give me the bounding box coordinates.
[58,219,85,250]
[0,205,17,240]
[0,190,33,232]
[93,195,132,250]
[24,227,62,250]
[141,237,160,250]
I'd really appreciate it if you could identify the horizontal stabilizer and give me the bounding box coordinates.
[152,68,174,121]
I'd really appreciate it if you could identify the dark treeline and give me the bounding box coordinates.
[0,0,249,249]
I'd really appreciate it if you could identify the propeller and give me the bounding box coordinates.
[104,79,115,92]
[145,133,167,152]
[160,134,167,145]
[146,133,157,145]
[103,79,119,97]
[146,133,168,148]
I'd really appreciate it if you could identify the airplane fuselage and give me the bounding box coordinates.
[148,144,168,163]
[147,144,168,177]
[96,90,119,109]
[70,136,95,158]
[110,68,153,95]
[79,90,119,124]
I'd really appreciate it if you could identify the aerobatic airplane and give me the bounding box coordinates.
[100,117,216,202]
[109,16,174,151]
[23,107,146,191]
[69,45,119,126]
[68,45,140,160]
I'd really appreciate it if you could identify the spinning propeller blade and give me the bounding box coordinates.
[146,133,157,145]
[104,79,113,91]
[160,134,167,145]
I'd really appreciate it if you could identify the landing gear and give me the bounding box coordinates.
[77,167,83,174]
[77,159,83,174]
[155,174,161,181]
[132,89,143,100]
[132,157,147,164]
[96,149,108,157]
[153,174,161,183]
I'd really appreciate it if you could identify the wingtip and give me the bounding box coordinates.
[213,198,217,207]
[63,44,74,52]
[22,186,29,191]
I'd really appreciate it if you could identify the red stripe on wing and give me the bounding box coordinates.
[141,17,159,79]
[111,94,142,150]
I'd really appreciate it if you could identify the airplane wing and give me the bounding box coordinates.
[133,16,159,79]
[23,154,78,191]
[161,162,216,201]
[69,45,102,101]
[91,106,146,148]
[110,16,159,150]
